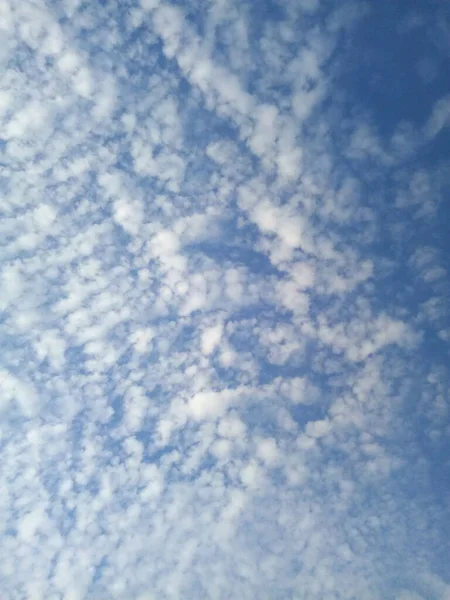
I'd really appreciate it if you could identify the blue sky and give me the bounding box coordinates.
[0,0,449,598]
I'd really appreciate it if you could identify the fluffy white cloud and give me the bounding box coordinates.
[201,322,224,356]
[305,419,332,438]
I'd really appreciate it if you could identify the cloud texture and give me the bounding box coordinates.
[0,0,449,598]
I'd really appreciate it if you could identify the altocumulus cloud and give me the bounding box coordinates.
[0,0,449,599]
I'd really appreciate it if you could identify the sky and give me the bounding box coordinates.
[0,0,449,598]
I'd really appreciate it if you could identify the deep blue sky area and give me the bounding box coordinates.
[0,0,449,599]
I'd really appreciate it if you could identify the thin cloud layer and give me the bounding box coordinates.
[0,0,449,599]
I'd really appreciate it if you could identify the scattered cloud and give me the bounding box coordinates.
[0,0,449,599]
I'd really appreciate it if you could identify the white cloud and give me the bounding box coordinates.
[113,198,143,235]
[280,377,319,405]
[187,389,235,421]
[240,460,264,489]
[130,327,155,353]
[0,0,448,598]
[424,94,450,139]
[0,369,39,417]
[201,322,224,356]
[34,329,67,370]
[256,437,279,465]
[217,414,247,440]
[305,419,332,438]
